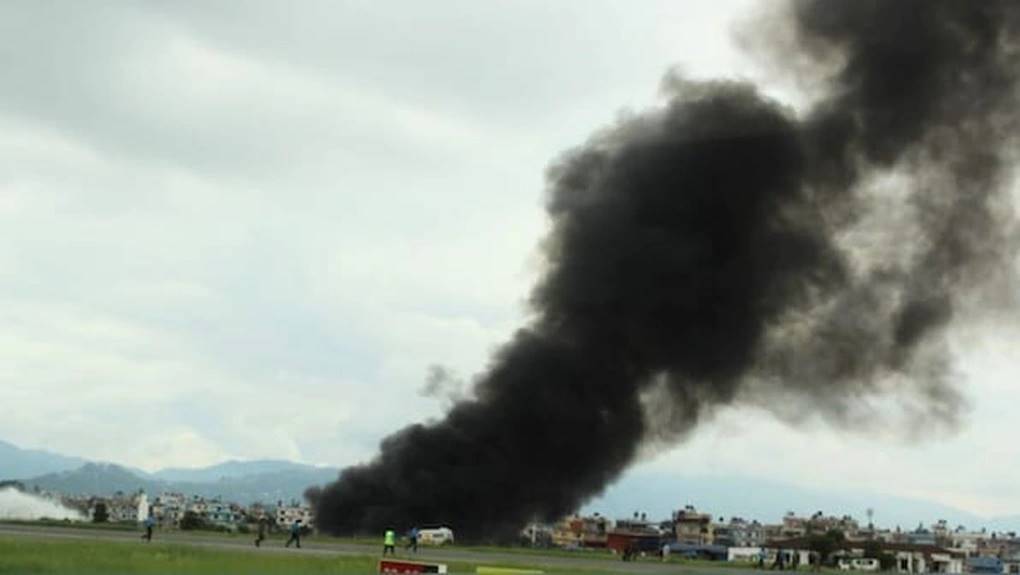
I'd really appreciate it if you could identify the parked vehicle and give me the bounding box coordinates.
[418,527,454,546]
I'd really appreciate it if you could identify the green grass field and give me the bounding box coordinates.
[0,521,761,571]
[0,536,616,575]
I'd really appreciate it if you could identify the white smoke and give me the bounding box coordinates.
[0,487,83,521]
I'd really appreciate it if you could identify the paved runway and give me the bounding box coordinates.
[0,523,760,574]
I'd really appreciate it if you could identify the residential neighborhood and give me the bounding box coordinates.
[6,475,1020,574]
[40,488,315,533]
[542,506,1020,574]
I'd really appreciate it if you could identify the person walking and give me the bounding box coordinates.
[383,528,396,555]
[621,542,636,562]
[406,526,419,554]
[254,516,268,548]
[285,519,302,548]
[140,516,155,542]
[771,549,785,570]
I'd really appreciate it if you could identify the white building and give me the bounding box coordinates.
[275,503,313,528]
[893,548,964,574]
[203,500,243,527]
[728,546,765,563]
[150,492,186,526]
[136,492,149,522]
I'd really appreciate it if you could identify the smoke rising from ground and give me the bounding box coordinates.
[309,0,1020,538]
[0,488,83,521]
[419,364,468,410]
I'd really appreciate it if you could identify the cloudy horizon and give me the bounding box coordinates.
[2,0,1018,522]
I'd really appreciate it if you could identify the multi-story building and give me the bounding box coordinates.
[713,517,765,548]
[673,505,713,545]
[551,514,609,548]
[87,492,144,523]
[246,502,271,522]
[204,499,243,527]
[806,512,860,537]
[977,532,1020,558]
[150,493,243,528]
[781,512,808,538]
[150,492,186,526]
[275,500,313,529]
[186,496,208,517]
[136,492,149,521]
[607,514,664,555]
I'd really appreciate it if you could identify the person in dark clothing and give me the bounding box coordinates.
[622,543,636,562]
[771,549,783,570]
[406,526,419,553]
[285,519,302,548]
[254,516,268,547]
[141,516,155,542]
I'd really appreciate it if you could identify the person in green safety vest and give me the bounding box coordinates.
[383,528,396,555]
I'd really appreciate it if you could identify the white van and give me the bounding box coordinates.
[418,527,455,546]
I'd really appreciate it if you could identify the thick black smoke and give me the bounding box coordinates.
[309,0,1019,539]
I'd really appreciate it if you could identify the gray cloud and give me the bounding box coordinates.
[1,0,756,469]
[2,0,1018,523]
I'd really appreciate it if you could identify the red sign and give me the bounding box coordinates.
[378,559,448,574]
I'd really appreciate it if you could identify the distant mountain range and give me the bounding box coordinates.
[152,459,323,483]
[0,440,339,505]
[584,471,1020,534]
[4,439,1019,533]
[0,440,87,479]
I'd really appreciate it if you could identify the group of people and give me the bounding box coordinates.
[248,517,304,548]
[142,516,422,556]
[253,517,304,549]
[137,515,304,549]
[381,526,420,555]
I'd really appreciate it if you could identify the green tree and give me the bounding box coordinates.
[862,540,896,571]
[91,502,109,523]
[807,529,845,566]
[179,511,207,531]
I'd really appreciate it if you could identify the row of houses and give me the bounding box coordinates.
[60,491,314,531]
[539,506,1020,574]
[60,492,147,523]
[149,493,314,530]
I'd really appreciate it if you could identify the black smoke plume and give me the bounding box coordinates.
[309,0,1019,539]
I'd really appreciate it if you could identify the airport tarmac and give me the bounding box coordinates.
[0,522,764,574]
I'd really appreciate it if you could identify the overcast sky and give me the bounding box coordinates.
[1,1,1018,522]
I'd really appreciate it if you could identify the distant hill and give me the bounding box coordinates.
[985,516,1020,534]
[152,460,325,483]
[0,440,87,481]
[182,466,340,505]
[23,461,339,505]
[26,462,159,496]
[0,438,340,504]
[584,471,1020,533]
[15,438,1015,533]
